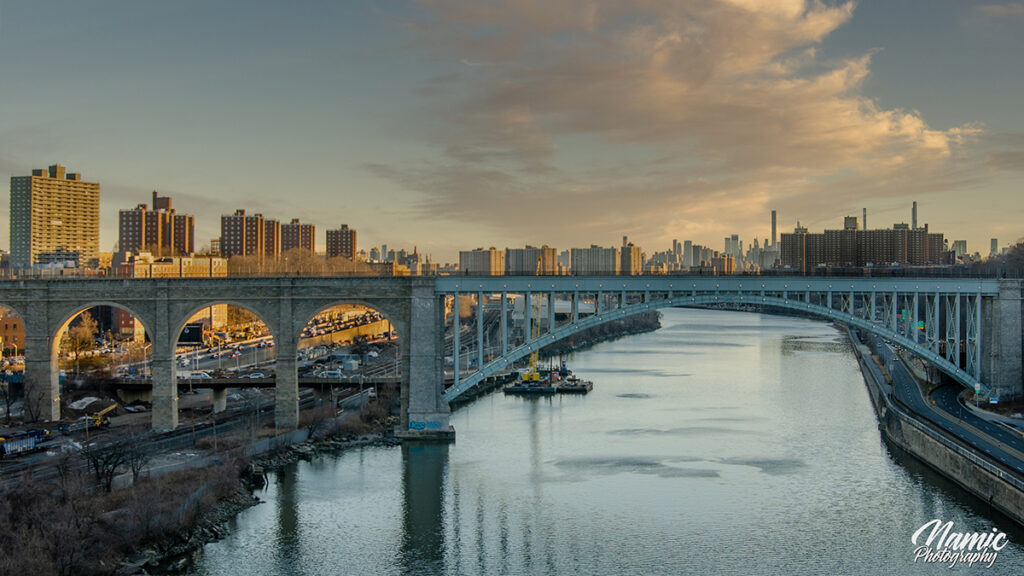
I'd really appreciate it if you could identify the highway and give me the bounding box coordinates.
[875,339,1024,477]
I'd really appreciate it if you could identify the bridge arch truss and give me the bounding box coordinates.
[436,277,1008,404]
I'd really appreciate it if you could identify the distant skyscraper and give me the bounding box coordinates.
[991,238,999,258]
[219,209,266,258]
[771,210,777,247]
[10,164,100,268]
[571,245,619,275]
[505,245,557,275]
[620,242,641,275]
[862,208,867,230]
[264,218,281,258]
[459,247,504,275]
[912,201,918,229]
[280,218,315,255]
[683,240,692,268]
[326,224,357,259]
[119,190,195,256]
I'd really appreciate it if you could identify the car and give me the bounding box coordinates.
[191,371,212,380]
[242,372,266,379]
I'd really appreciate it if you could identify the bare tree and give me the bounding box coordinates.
[22,382,49,423]
[123,432,154,483]
[81,438,129,492]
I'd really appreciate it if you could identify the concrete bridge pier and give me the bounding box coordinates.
[396,281,452,441]
[211,388,227,413]
[22,328,59,422]
[151,352,178,431]
[274,295,300,431]
[275,352,299,430]
[982,279,1023,401]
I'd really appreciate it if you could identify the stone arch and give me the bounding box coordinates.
[172,300,280,357]
[28,301,157,422]
[443,294,986,403]
[294,300,402,343]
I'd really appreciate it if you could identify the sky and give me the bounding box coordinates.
[1,0,1022,263]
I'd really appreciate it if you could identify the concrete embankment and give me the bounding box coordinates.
[849,327,1024,527]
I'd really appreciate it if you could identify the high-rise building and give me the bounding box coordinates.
[771,210,777,247]
[912,202,918,229]
[174,213,195,254]
[326,224,357,259]
[118,191,195,256]
[571,245,619,275]
[683,240,693,268]
[951,240,967,259]
[264,218,281,258]
[219,209,266,258]
[620,241,642,275]
[780,218,947,273]
[991,239,999,258]
[280,218,314,255]
[505,245,557,275]
[10,164,100,269]
[459,247,505,275]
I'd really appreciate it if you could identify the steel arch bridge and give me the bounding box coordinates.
[436,276,1016,404]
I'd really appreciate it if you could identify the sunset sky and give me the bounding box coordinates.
[1,1,1022,262]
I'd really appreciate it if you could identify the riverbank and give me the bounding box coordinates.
[848,326,1024,528]
[134,403,401,574]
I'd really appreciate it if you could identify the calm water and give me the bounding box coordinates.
[189,308,1024,575]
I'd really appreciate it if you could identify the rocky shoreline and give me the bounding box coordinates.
[133,429,400,575]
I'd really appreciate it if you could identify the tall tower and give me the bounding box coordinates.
[771,210,777,247]
[10,164,100,269]
[327,224,357,259]
[912,202,918,229]
[862,208,867,230]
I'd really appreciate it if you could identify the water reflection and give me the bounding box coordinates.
[274,468,300,572]
[400,443,448,575]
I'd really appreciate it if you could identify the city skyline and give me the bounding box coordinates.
[1,1,1023,261]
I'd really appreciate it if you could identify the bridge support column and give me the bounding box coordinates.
[151,351,178,431]
[22,322,59,423]
[211,388,227,413]
[275,316,299,431]
[398,280,452,441]
[982,280,1023,400]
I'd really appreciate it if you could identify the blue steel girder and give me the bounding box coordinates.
[437,276,999,403]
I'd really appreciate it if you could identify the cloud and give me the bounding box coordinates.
[977,3,1024,17]
[368,0,999,250]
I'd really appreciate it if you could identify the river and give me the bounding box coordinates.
[188,308,1024,575]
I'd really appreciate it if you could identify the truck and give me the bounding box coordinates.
[58,403,117,435]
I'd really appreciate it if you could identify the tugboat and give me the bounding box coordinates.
[555,374,593,394]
